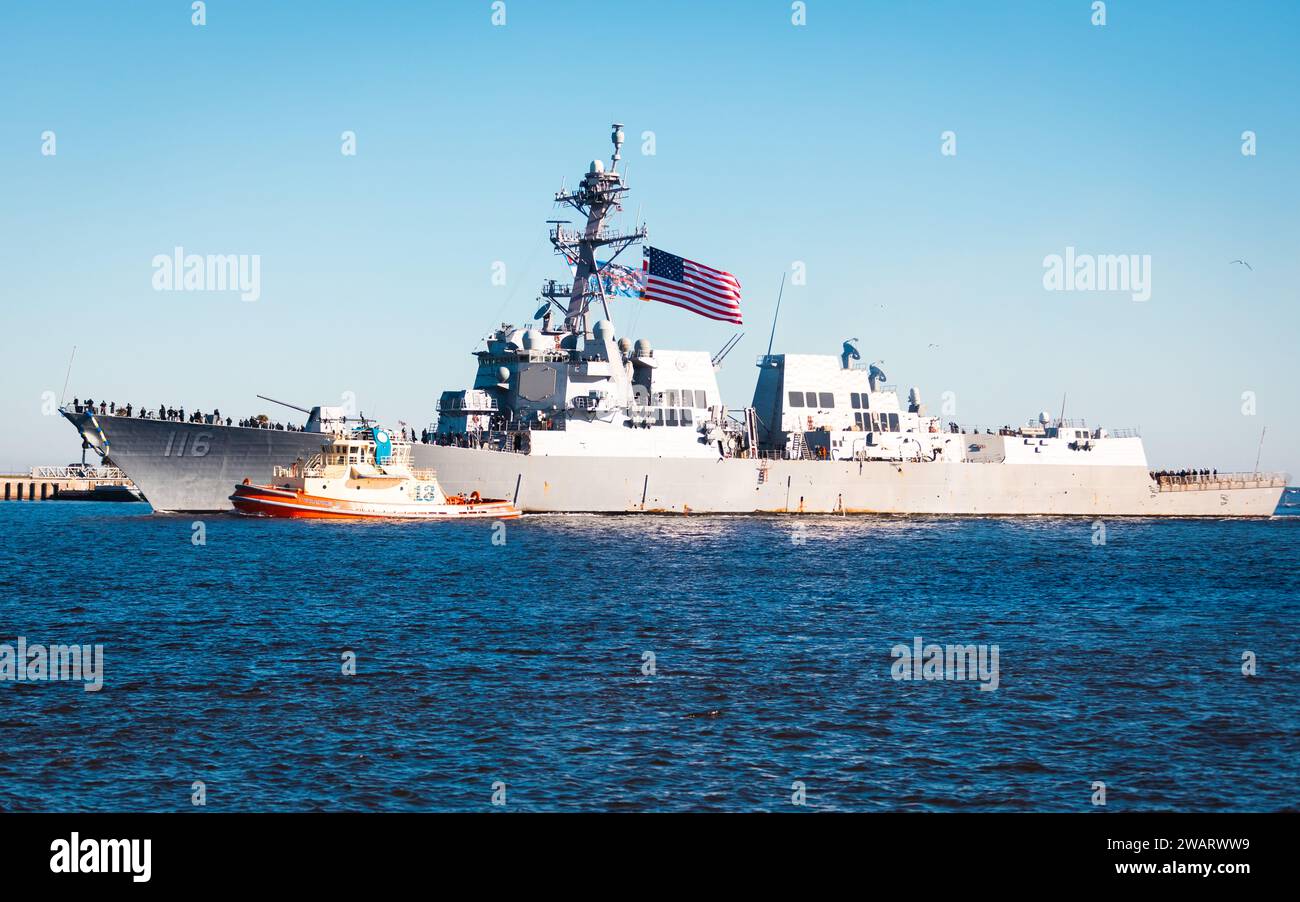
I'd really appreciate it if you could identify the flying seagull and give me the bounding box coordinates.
[1230,259,1253,271]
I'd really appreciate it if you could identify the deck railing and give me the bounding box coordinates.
[29,465,130,481]
[953,424,1141,439]
[1154,472,1289,491]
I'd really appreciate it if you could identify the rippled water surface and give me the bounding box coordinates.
[2,502,1297,811]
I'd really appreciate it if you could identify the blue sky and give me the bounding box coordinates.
[1,1,1296,474]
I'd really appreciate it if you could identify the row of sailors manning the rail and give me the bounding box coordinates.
[1152,468,1222,484]
[71,399,309,430]
[70,399,434,443]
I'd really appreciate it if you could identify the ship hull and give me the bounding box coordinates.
[74,413,1285,516]
[423,445,1285,517]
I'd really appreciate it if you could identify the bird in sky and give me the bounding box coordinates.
[1230,259,1253,271]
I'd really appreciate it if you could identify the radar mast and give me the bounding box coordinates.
[548,123,647,335]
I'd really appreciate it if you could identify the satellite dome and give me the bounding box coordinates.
[633,338,652,355]
[617,337,632,353]
[589,159,605,174]
[522,329,543,350]
[497,366,511,384]
[593,319,615,342]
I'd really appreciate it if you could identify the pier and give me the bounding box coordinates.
[1,466,138,502]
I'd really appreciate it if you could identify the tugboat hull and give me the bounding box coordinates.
[229,483,519,520]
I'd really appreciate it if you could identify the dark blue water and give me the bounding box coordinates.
[2,501,1298,812]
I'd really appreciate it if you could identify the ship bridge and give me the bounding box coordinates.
[435,321,745,459]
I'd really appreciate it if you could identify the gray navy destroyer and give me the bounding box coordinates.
[63,125,1287,516]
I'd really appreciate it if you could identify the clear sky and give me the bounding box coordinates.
[1,1,1296,475]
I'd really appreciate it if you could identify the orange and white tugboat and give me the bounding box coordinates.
[229,427,520,520]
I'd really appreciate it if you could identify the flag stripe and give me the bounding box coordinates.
[642,246,743,325]
[644,284,742,318]
[685,269,740,293]
[643,275,741,310]
[644,285,742,321]
[681,274,741,302]
[684,263,740,291]
[683,257,739,280]
[649,294,744,325]
[644,295,739,325]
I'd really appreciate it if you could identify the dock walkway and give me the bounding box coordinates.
[1,466,137,501]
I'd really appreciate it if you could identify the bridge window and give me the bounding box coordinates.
[665,390,678,407]
[681,409,693,426]
[818,392,835,408]
[889,413,900,431]
[666,409,678,426]
[788,391,804,408]
[695,390,707,408]
[854,413,864,428]
[851,392,861,409]
[654,409,664,426]
[804,392,818,407]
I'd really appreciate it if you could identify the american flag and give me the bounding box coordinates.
[641,246,742,325]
